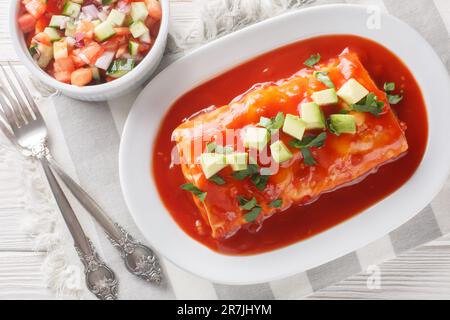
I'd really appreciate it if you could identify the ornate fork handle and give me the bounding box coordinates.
[40,158,118,300]
[47,157,162,284]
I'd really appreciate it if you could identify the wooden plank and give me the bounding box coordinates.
[308,235,450,300]
[0,252,55,299]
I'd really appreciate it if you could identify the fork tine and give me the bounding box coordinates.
[0,65,34,124]
[0,87,21,129]
[7,62,42,120]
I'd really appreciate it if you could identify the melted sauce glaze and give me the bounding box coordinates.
[153,35,428,255]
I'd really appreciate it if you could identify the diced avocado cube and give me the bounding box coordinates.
[65,20,76,37]
[301,102,326,129]
[36,44,53,68]
[337,78,369,104]
[106,58,135,78]
[243,127,270,151]
[62,1,81,18]
[44,27,61,42]
[200,153,227,179]
[106,9,126,27]
[225,153,248,171]
[128,40,140,57]
[129,20,148,38]
[282,114,306,140]
[131,2,149,22]
[53,40,68,60]
[94,21,116,42]
[270,141,293,164]
[329,114,357,135]
[312,88,338,106]
[49,15,69,29]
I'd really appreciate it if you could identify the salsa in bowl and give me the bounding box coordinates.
[11,0,169,100]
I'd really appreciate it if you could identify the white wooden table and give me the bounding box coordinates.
[1,0,450,300]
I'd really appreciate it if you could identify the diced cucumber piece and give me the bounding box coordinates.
[131,2,148,22]
[282,114,306,141]
[106,58,135,78]
[329,114,357,135]
[128,40,139,57]
[200,153,227,179]
[53,40,68,60]
[337,79,369,105]
[65,20,76,37]
[129,20,148,38]
[49,15,69,29]
[225,153,248,171]
[36,44,53,68]
[29,44,38,57]
[91,67,101,81]
[91,19,101,27]
[102,0,117,4]
[44,27,61,42]
[312,88,338,106]
[94,21,116,42]
[270,141,293,164]
[106,9,125,27]
[301,102,326,130]
[139,30,151,44]
[62,1,81,18]
[243,127,270,151]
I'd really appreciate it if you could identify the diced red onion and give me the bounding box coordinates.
[59,17,70,29]
[78,53,90,64]
[95,51,115,70]
[82,4,99,19]
[75,32,85,42]
[66,36,76,46]
[139,31,152,44]
[117,1,131,14]
[97,11,108,21]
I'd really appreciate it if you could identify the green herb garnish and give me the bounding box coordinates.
[350,93,384,117]
[384,82,404,105]
[180,183,207,202]
[251,174,269,191]
[209,174,226,186]
[304,53,321,68]
[289,132,327,166]
[244,206,262,223]
[237,196,257,210]
[258,112,285,131]
[315,71,335,88]
[269,199,283,208]
[206,142,217,152]
[232,164,259,180]
[29,45,38,57]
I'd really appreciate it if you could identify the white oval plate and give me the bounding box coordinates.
[120,4,450,285]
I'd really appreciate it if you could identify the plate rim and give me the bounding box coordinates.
[119,4,450,285]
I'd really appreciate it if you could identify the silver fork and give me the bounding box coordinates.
[0,64,161,291]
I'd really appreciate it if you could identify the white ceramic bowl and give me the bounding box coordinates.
[9,0,169,101]
[120,4,450,284]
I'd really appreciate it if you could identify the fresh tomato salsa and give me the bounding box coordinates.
[153,35,428,256]
[18,0,162,86]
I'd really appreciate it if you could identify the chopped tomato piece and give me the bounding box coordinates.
[32,32,51,46]
[46,0,65,15]
[71,50,86,68]
[25,0,47,19]
[71,68,93,86]
[138,42,151,53]
[54,57,75,83]
[146,0,162,21]
[18,14,36,33]
[35,15,50,33]
[79,42,104,64]
[76,20,95,39]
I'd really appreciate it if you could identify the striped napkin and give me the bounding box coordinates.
[5,0,450,299]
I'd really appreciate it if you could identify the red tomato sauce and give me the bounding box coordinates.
[152,35,428,255]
